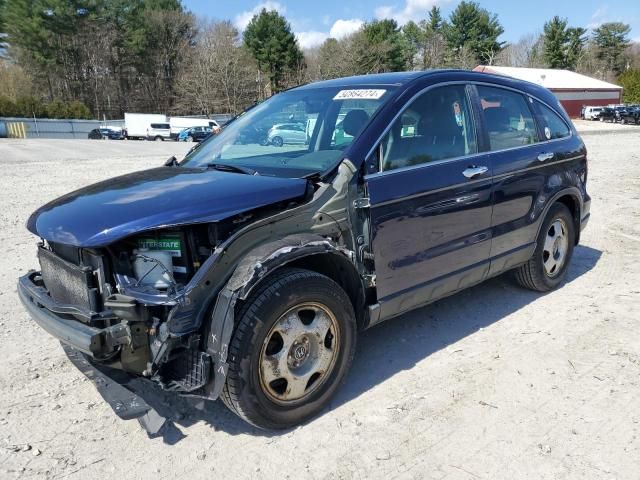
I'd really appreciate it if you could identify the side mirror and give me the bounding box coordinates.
[164,156,178,167]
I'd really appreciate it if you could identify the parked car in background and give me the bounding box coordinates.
[88,128,107,139]
[170,117,220,138]
[19,70,590,431]
[177,126,213,142]
[235,124,270,145]
[105,127,125,140]
[87,128,123,140]
[267,123,307,146]
[583,106,603,121]
[146,122,171,141]
[618,106,640,124]
[599,107,616,122]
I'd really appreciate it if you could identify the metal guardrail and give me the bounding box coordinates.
[0,114,234,139]
[3,121,28,138]
[0,118,124,139]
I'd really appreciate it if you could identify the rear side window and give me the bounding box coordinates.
[477,86,538,151]
[380,84,477,171]
[537,103,570,140]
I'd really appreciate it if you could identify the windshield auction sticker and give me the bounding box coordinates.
[334,89,387,100]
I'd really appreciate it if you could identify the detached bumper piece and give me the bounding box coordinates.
[62,345,167,436]
[18,272,130,358]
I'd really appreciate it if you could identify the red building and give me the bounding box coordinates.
[473,66,623,118]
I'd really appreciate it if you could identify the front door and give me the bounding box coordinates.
[365,84,493,321]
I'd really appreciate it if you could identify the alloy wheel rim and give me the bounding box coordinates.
[259,302,340,405]
[542,218,569,277]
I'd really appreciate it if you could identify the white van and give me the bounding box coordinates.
[146,122,171,141]
[584,106,603,121]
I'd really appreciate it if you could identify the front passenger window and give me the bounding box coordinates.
[381,85,476,171]
[478,86,538,151]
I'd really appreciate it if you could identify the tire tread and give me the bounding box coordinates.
[221,268,346,428]
[514,203,574,292]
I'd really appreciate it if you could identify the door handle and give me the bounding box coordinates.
[537,152,554,162]
[462,165,488,179]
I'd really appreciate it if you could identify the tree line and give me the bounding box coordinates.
[1,0,639,120]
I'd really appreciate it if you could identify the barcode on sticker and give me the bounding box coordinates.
[333,89,386,100]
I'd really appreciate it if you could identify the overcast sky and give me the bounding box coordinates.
[183,0,639,49]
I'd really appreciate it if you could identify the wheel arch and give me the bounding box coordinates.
[555,193,580,244]
[231,237,366,330]
[203,235,363,400]
[535,187,583,246]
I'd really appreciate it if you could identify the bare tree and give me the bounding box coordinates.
[176,21,258,115]
[495,33,545,67]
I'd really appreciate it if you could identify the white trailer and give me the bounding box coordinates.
[169,117,220,137]
[124,113,168,140]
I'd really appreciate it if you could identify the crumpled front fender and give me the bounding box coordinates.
[203,234,355,400]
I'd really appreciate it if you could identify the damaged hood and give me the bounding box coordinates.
[27,167,308,247]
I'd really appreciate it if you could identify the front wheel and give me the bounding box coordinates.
[514,203,575,292]
[221,268,357,429]
[271,136,284,147]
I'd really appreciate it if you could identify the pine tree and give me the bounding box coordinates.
[403,7,446,70]
[358,19,409,73]
[542,17,586,70]
[565,27,586,70]
[243,9,304,94]
[593,22,631,76]
[444,1,504,67]
[543,17,569,68]
[618,69,640,103]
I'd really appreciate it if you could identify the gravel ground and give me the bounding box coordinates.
[0,128,639,480]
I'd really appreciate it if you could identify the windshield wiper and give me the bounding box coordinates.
[205,163,258,175]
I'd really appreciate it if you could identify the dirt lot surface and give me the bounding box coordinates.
[0,128,639,479]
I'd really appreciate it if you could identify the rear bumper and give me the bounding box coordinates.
[580,213,590,231]
[581,196,591,232]
[18,271,129,358]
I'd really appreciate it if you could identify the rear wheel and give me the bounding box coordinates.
[271,136,284,147]
[155,136,163,141]
[221,268,357,429]
[514,203,575,292]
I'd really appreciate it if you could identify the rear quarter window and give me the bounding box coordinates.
[537,103,571,140]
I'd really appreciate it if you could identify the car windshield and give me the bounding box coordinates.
[180,86,396,177]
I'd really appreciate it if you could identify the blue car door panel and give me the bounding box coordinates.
[364,83,493,321]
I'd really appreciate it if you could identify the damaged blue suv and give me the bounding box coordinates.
[19,70,590,430]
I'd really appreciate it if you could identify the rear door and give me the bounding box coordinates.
[473,84,578,275]
[365,83,494,320]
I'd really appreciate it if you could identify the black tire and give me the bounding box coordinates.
[155,136,163,141]
[514,203,575,292]
[221,268,357,429]
[271,136,284,147]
